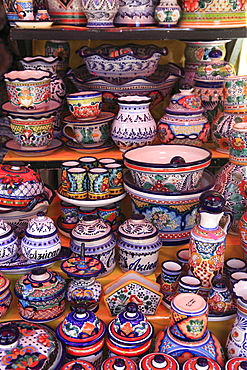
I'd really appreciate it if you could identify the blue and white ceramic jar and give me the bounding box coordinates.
[117,214,162,275]
[70,215,116,277]
[0,218,18,262]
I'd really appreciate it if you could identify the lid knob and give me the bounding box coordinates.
[74,303,87,315]
[126,302,138,314]
[208,49,223,59]
[71,365,83,370]
[152,354,167,368]
[0,323,19,348]
[113,359,126,370]
[31,267,47,275]
[199,190,226,213]
[170,156,186,166]
[196,358,209,369]
[239,362,247,370]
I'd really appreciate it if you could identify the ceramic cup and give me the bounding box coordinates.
[224,258,247,279]
[35,8,50,20]
[67,167,88,199]
[16,0,34,20]
[66,91,102,120]
[78,207,98,221]
[88,167,110,199]
[104,163,124,196]
[160,260,183,307]
[98,158,116,167]
[98,204,118,231]
[61,160,80,193]
[79,156,99,170]
[176,275,201,295]
[60,201,79,230]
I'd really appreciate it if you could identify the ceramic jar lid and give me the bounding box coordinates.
[24,211,58,237]
[60,359,96,370]
[165,87,204,114]
[0,320,64,369]
[139,353,179,370]
[102,356,137,370]
[117,214,159,241]
[225,358,247,370]
[61,256,103,278]
[14,267,66,302]
[71,215,112,242]
[183,357,221,370]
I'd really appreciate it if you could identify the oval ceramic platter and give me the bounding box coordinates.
[0,246,71,274]
[57,185,126,208]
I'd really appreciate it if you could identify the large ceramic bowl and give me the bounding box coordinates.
[3,70,51,110]
[123,169,215,246]
[123,144,212,193]
[76,44,168,80]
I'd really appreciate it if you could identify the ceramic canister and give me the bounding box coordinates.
[14,267,66,322]
[183,357,221,370]
[138,353,179,370]
[70,215,116,277]
[20,211,62,262]
[0,218,18,263]
[117,214,162,276]
[101,356,137,370]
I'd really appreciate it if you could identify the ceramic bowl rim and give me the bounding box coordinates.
[21,55,62,64]
[4,69,51,82]
[66,91,102,100]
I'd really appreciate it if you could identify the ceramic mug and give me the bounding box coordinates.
[88,167,109,199]
[66,91,102,120]
[78,156,99,170]
[61,160,80,193]
[67,167,88,199]
[98,158,116,167]
[78,207,98,221]
[60,201,79,230]
[104,162,124,196]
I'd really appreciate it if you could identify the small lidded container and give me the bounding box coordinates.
[14,267,66,322]
[117,214,162,276]
[21,211,61,262]
[0,218,18,263]
[183,357,221,370]
[139,353,179,370]
[101,356,137,370]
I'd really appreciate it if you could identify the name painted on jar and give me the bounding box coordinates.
[128,257,157,272]
[25,249,59,261]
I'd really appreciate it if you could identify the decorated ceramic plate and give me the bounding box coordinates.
[65,138,115,153]
[57,185,126,208]
[14,20,54,28]
[3,138,63,156]
[0,246,71,274]
[1,100,61,116]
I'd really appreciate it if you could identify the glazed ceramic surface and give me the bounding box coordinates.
[0,320,65,369]
[117,214,162,275]
[45,0,86,25]
[111,96,157,152]
[66,91,102,120]
[76,44,168,80]
[61,359,96,370]
[155,293,225,365]
[0,273,12,318]
[183,357,222,370]
[123,144,212,192]
[14,267,66,322]
[21,212,62,262]
[4,70,51,109]
[154,0,181,26]
[139,353,179,370]
[0,218,18,262]
[81,0,119,27]
[102,356,137,370]
[123,169,215,246]
[114,0,158,26]
[159,260,183,307]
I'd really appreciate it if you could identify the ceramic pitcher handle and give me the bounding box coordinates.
[222,211,233,233]
[62,124,76,142]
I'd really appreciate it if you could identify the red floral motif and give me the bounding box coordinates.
[216,243,225,256]
[199,123,210,143]
[231,137,246,150]
[37,333,51,347]
[158,123,174,144]
[183,0,199,11]
[0,174,23,192]
[218,137,229,151]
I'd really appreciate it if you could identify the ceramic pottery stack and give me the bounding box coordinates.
[56,304,106,368]
[106,302,154,362]
[157,86,210,146]
[66,44,183,114]
[155,293,225,365]
[123,144,214,246]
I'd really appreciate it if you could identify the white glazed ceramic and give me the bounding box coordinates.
[0,218,18,262]
[66,91,102,120]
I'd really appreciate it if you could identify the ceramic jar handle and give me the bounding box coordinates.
[62,124,76,142]
[222,211,233,233]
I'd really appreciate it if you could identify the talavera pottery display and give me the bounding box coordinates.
[123,169,215,245]
[0,218,18,262]
[103,270,163,316]
[76,44,168,80]
[69,215,116,277]
[117,214,162,275]
[14,267,66,322]
[21,211,62,262]
[0,320,65,369]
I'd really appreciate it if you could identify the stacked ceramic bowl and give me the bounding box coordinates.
[65,43,184,113]
[123,144,214,246]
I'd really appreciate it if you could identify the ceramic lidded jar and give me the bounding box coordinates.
[0,320,65,370]
[155,293,225,366]
[0,273,12,318]
[157,86,210,147]
[183,357,222,370]
[0,218,18,262]
[14,267,66,322]
[138,353,179,370]
[21,211,62,262]
[70,215,116,277]
[111,96,157,152]
[117,214,162,276]
[101,356,137,370]
[106,302,154,362]
[56,304,106,368]
[61,360,96,370]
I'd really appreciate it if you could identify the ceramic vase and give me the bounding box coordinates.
[214,122,247,235]
[155,293,225,366]
[154,0,181,27]
[81,0,119,27]
[159,260,183,307]
[111,95,157,152]
[226,279,247,358]
[189,190,232,299]
[45,0,86,25]
[114,0,158,26]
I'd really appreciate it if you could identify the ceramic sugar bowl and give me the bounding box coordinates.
[56,304,106,368]
[0,273,12,318]
[21,211,62,262]
[138,353,179,370]
[70,215,116,277]
[101,356,137,370]
[117,214,162,275]
[14,267,66,322]
[0,218,18,263]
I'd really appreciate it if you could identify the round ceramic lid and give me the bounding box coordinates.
[117,214,158,240]
[183,357,221,370]
[139,353,179,370]
[14,267,66,302]
[225,358,247,370]
[61,256,103,278]
[113,303,149,337]
[71,215,112,242]
[0,219,12,238]
[0,320,64,370]
[102,356,137,370]
[25,211,58,237]
[60,359,96,370]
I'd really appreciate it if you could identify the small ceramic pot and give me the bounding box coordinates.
[154,0,181,27]
[21,211,62,262]
[0,320,65,370]
[14,267,66,322]
[16,0,34,19]
[0,218,18,262]
[8,113,55,149]
[79,156,99,170]
[0,273,12,318]
[61,160,80,194]
[101,356,137,370]
[3,70,51,109]
[56,304,106,367]
[70,215,116,277]
[117,214,162,275]
[66,167,88,200]
[61,360,96,370]
[183,357,221,370]
[176,275,201,295]
[139,353,179,370]
[66,91,102,120]
[81,0,119,27]
[87,167,110,200]
[60,201,79,231]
